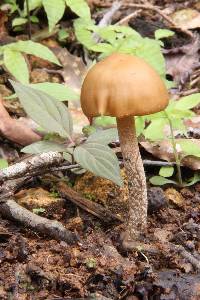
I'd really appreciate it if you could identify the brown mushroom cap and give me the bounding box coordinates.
[81,53,169,118]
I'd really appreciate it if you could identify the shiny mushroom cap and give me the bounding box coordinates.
[81,53,169,118]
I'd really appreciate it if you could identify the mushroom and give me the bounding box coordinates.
[80,53,169,248]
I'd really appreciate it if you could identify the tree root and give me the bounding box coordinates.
[0,198,78,245]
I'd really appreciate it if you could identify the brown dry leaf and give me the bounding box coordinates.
[165,35,200,86]
[171,9,200,30]
[54,47,87,93]
[165,188,184,207]
[140,139,200,170]
[0,98,41,145]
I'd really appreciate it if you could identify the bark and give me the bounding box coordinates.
[116,116,147,244]
[0,199,77,245]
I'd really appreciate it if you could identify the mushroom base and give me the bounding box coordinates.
[117,116,147,244]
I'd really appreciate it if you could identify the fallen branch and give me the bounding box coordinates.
[0,198,77,244]
[57,181,122,224]
[0,152,64,183]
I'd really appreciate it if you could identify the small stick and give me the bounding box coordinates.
[116,10,142,26]
[57,181,122,224]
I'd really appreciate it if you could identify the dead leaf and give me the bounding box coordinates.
[54,48,87,93]
[0,98,41,145]
[171,9,200,30]
[165,35,200,86]
[165,188,184,207]
[140,139,200,170]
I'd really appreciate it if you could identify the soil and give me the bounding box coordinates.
[0,172,200,299]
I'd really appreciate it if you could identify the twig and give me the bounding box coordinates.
[143,160,175,167]
[98,1,122,28]
[57,181,122,224]
[0,199,77,244]
[116,10,142,26]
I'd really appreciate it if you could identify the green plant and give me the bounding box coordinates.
[9,0,91,32]
[145,94,200,187]
[74,18,174,88]
[0,40,60,83]
[11,80,122,186]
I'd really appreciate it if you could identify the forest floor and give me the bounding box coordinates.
[0,0,200,299]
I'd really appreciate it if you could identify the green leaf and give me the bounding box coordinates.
[90,43,114,53]
[134,38,165,77]
[42,0,65,32]
[184,173,200,187]
[93,116,116,128]
[178,140,200,157]
[4,49,29,84]
[66,0,91,19]
[0,159,8,169]
[159,166,174,177]
[150,176,178,186]
[30,82,79,101]
[33,208,46,214]
[87,128,118,144]
[155,29,175,40]
[74,142,122,186]
[58,28,69,41]
[10,81,73,138]
[30,16,39,23]
[6,40,60,65]
[22,141,68,154]
[74,18,95,49]
[12,17,27,27]
[23,0,42,14]
[144,119,168,141]
[174,94,200,110]
[135,117,145,137]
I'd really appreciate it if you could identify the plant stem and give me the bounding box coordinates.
[26,0,32,40]
[164,111,183,187]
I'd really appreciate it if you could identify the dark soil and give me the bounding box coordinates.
[0,174,200,299]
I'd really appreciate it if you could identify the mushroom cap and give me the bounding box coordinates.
[81,53,169,118]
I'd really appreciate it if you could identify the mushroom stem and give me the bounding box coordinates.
[116,116,147,242]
